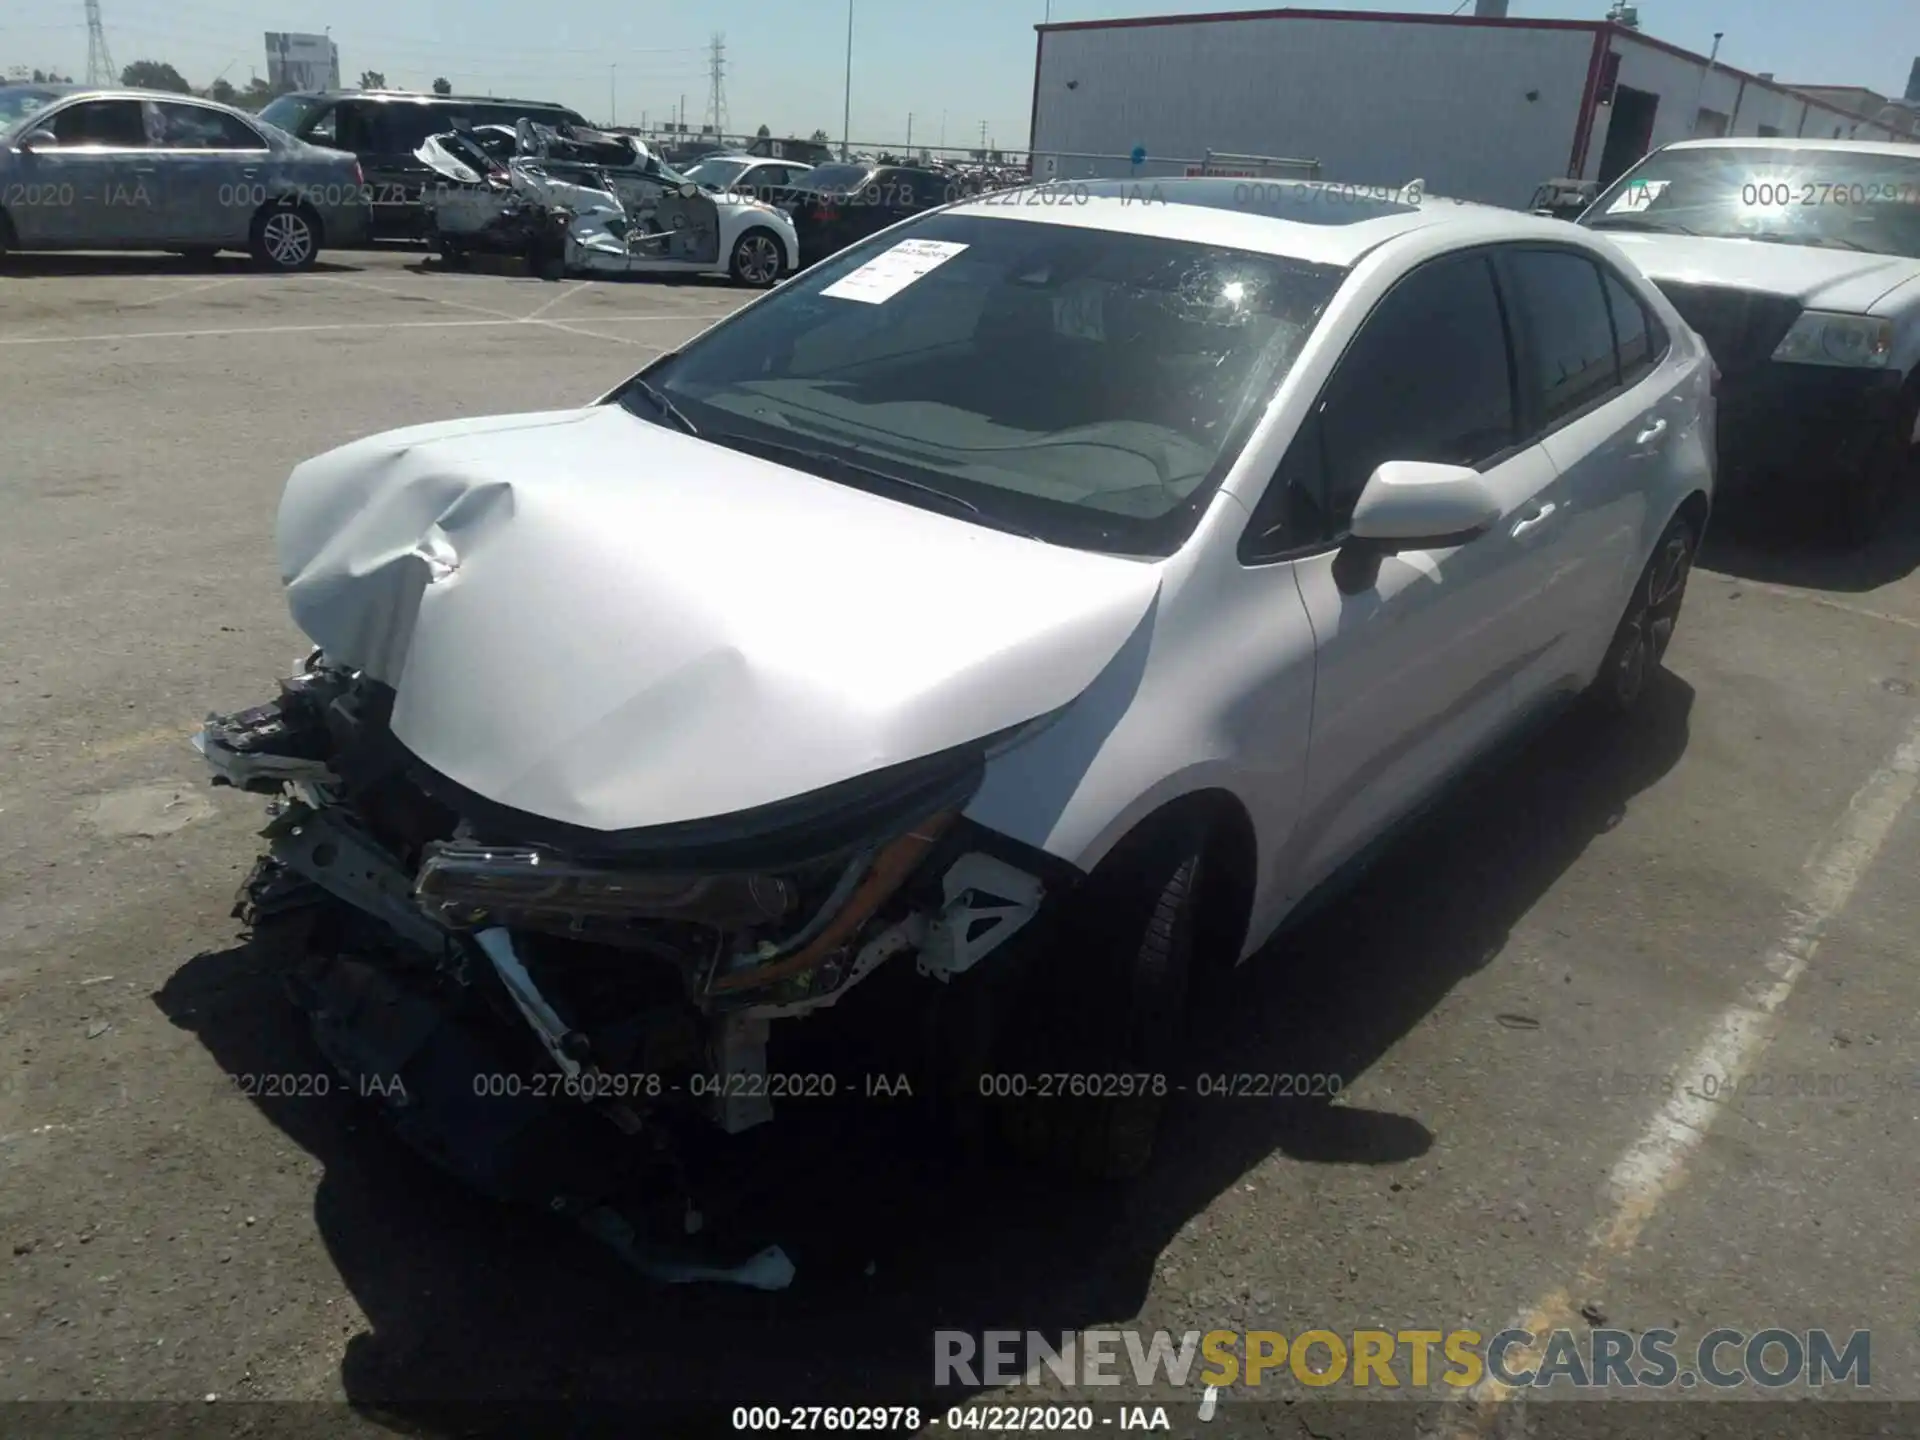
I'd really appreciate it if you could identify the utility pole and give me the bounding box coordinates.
[609,63,616,127]
[84,0,117,87]
[705,33,729,138]
[906,112,913,150]
[1691,31,1724,135]
[841,0,855,161]
[678,93,686,133]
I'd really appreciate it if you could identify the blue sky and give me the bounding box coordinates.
[4,0,1915,147]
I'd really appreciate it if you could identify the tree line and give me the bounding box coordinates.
[5,61,456,110]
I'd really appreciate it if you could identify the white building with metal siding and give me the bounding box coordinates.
[1029,8,1912,210]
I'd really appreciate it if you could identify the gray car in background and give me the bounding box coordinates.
[0,85,370,270]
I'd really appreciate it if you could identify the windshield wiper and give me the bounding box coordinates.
[1588,216,1697,235]
[624,376,698,436]
[712,431,1047,540]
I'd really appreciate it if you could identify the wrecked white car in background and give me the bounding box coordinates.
[415,118,795,286]
[195,179,1710,1284]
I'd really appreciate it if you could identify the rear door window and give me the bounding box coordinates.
[1503,249,1623,427]
[146,101,265,150]
[1600,267,1667,388]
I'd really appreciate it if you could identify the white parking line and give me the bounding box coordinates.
[1453,707,1920,1430]
[323,273,524,322]
[524,281,591,322]
[0,315,697,346]
[119,276,245,309]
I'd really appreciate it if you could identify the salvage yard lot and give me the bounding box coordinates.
[3,251,1920,1434]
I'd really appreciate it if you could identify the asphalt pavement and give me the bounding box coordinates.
[1,250,1918,1440]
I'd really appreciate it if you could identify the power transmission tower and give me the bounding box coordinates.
[84,0,117,86]
[704,34,729,140]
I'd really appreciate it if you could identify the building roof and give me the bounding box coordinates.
[1032,8,1915,141]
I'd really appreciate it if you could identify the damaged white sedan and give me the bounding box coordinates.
[196,180,1712,1279]
[416,119,796,286]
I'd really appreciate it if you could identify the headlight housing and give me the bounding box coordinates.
[1770,311,1895,369]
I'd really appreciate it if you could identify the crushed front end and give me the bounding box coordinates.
[195,652,1049,1287]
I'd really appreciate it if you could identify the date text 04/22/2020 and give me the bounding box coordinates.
[466,1071,916,1101]
[729,1404,1172,1432]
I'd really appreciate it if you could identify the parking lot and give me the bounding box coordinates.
[3,251,1920,1436]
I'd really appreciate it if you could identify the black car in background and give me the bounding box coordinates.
[259,90,587,239]
[770,162,960,267]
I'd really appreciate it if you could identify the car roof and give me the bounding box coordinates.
[943,177,1565,267]
[7,85,251,110]
[284,89,577,109]
[1659,136,1920,161]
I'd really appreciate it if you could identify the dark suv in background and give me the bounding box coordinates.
[259,90,587,239]
[771,162,960,267]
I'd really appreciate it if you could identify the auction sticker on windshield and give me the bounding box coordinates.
[822,239,969,304]
[1607,179,1670,213]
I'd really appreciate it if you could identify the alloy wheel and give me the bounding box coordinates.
[262,211,315,269]
[734,233,780,286]
[1613,526,1693,709]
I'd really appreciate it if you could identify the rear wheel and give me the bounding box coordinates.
[994,823,1205,1180]
[1589,512,1697,716]
[728,227,783,288]
[250,203,321,271]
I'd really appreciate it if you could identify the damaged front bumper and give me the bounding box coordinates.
[196,653,1048,1284]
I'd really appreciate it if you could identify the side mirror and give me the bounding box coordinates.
[16,128,58,153]
[679,182,699,199]
[1349,460,1501,548]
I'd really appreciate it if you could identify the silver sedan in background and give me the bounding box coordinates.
[0,85,370,270]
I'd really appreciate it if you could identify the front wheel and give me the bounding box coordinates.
[1589,512,1697,716]
[728,227,784,288]
[250,204,321,271]
[995,826,1205,1179]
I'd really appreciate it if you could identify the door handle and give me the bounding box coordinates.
[1511,501,1558,539]
[1634,417,1669,446]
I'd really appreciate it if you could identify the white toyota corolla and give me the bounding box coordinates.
[196,179,1715,1248]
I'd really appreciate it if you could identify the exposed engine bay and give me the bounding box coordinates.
[195,653,1049,1288]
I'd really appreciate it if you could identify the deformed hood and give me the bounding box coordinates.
[276,405,1162,833]
[1601,231,1920,313]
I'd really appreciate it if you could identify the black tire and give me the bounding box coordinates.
[728,226,784,288]
[249,203,321,271]
[994,824,1205,1180]
[1832,387,1919,549]
[1589,511,1697,717]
